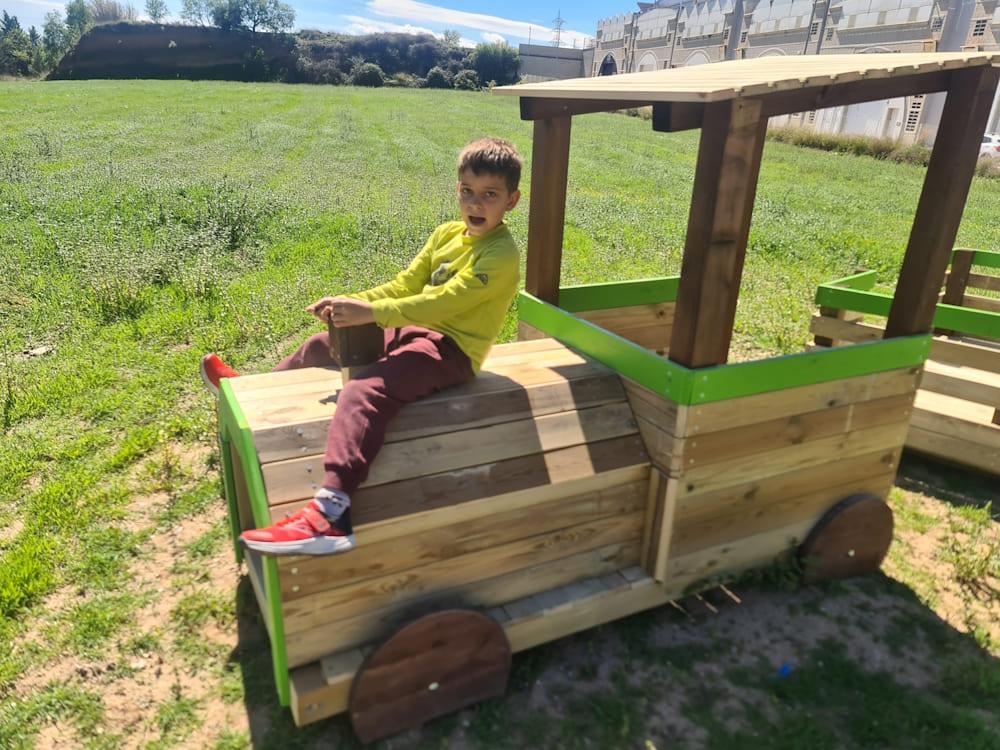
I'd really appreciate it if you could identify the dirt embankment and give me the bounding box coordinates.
[49,23,296,81]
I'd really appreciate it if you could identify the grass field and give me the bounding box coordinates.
[1,80,999,749]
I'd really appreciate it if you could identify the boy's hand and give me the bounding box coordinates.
[306,297,375,327]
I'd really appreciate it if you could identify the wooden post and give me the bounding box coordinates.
[668,98,768,368]
[524,116,571,306]
[328,322,384,383]
[885,66,1000,339]
[935,248,976,336]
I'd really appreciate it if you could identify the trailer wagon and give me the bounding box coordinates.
[217,52,1000,741]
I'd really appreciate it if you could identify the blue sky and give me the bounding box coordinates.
[4,0,637,47]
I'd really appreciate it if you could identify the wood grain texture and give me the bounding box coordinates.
[799,495,894,583]
[886,65,1000,338]
[349,611,511,744]
[669,97,768,368]
[525,116,571,304]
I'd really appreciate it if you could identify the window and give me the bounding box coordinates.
[825,26,834,40]
[740,30,749,43]
[810,21,820,37]
[972,18,987,36]
[930,15,943,33]
[904,95,924,133]
[666,32,673,43]
[807,110,816,124]
[723,27,731,42]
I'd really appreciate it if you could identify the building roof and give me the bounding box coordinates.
[494,52,1000,103]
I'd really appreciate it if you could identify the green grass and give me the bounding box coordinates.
[2,79,999,747]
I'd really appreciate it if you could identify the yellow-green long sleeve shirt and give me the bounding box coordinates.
[350,221,519,373]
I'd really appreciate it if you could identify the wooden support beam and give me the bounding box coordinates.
[668,98,768,368]
[886,66,1000,339]
[941,249,975,306]
[525,116,572,305]
[651,102,704,132]
[760,70,951,120]
[521,98,647,120]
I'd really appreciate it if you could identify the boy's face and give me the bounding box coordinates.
[456,169,520,237]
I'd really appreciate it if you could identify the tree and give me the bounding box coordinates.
[65,0,91,37]
[180,0,210,25]
[2,10,21,34]
[28,25,39,46]
[209,0,242,31]
[145,0,168,22]
[241,0,293,33]
[441,29,460,50]
[0,27,32,75]
[42,11,70,64]
[88,0,138,24]
[470,42,518,86]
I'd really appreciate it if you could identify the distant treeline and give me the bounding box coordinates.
[0,0,519,89]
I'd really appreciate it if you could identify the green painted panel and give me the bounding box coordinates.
[959,249,1000,270]
[815,285,1000,340]
[519,292,689,401]
[558,277,680,312]
[814,270,878,297]
[219,380,292,708]
[690,335,931,404]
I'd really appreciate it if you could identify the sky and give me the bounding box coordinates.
[3,0,637,48]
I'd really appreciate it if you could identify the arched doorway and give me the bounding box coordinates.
[637,51,658,72]
[598,53,618,76]
[684,50,711,66]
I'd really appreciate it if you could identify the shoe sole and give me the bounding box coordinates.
[241,534,356,556]
[200,359,220,396]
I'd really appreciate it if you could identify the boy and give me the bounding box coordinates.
[201,137,522,556]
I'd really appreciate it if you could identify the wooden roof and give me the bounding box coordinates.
[494,52,1000,103]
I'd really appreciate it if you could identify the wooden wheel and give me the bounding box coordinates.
[348,609,511,743]
[798,493,894,584]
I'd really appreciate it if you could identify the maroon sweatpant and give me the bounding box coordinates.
[273,326,474,494]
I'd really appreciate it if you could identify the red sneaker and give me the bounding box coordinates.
[200,353,240,396]
[240,500,355,556]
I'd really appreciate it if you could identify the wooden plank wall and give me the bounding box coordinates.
[231,339,652,669]
[810,266,1000,475]
[626,366,917,585]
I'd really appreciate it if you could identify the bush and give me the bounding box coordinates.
[350,61,384,87]
[424,65,451,89]
[453,68,479,91]
[469,42,518,86]
[387,72,422,88]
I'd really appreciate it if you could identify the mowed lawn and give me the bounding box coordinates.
[1,80,999,749]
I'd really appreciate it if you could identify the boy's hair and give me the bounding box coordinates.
[458,138,522,193]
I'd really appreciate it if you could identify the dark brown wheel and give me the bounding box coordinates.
[798,493,894,584]
[349,609,511,743]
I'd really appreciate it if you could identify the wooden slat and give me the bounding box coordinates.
[930,336,1000,372]
[261,401,639,505]
[276,475,649,602]
[652,472,678,583]
[967,272,1000,294]
[677,393,913,471]
[677,420,910,499]
[921,360,1000,407]
[283,538,641,667]
[961,294,1000,314]
[669,97,767,368]
[674,447,901,527]
[520,97,648,119]
[906,424,1000,473]
[253,371,626,464]
[525,116,571,304]
[810,314,884,344]
[681,366,920,434]
[911,406,1000,449]
[242,346,601,431]
[885,65,1000,338]
[942,249,975,306]
[281,504,645,636]
[269,435,650,525]
[670,472,895,558]
[913,389,998,428]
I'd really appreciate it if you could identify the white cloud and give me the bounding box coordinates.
[342,14,438,37]
[481,31,506,45]
[367,0,592,47]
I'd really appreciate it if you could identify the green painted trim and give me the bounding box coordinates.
[815,284,1000,340]
[689,335,930,403]
[815,270,878,296]
[519,291,689,401]
[954,248,1000,270]
[518,292,929,405]
[558,277,680,312]
[219,380,292,708]
[217,429,243,565]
